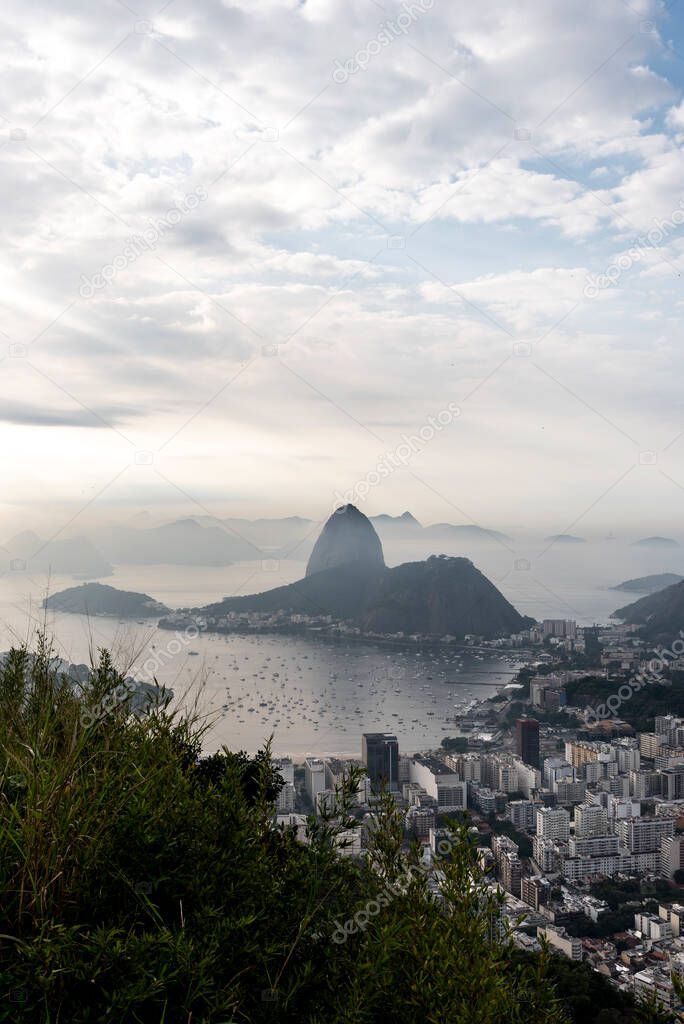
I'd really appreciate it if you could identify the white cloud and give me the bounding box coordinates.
[0,0,683,528]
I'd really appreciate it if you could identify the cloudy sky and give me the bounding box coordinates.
[3,0,684,537]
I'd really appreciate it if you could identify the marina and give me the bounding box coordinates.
[167,632,521,756]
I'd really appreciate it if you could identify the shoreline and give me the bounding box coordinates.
[158,617,533,659]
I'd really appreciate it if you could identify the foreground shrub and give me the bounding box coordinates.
[0,639,660,1022]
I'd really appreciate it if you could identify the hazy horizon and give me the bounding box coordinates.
[3,501,684,553]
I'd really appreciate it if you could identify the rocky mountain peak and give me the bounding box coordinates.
[305,504,385,578]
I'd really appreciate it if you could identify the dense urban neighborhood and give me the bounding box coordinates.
[267,617,684,1016]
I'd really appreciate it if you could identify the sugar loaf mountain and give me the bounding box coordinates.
[195,504,530,638]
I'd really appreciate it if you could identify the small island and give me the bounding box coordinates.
[544,534,585,544]
[43,583,170,618]
[632,536,679,548]
[611,572,684,594]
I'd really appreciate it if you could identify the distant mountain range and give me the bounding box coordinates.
[193,515,315,556]
[613,580,684,641]
[5,531,112,578]
[2,511,515,576]
[195,510,511,556]
[369,513,511,544]
[44,583,169,618]
[89,519,260,565]
[611,573,684,595]
[8,512,677,579]
[195,505,530,639]
[368,512,422,538]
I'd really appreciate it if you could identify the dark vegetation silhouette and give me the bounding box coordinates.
[0,636,669,1022]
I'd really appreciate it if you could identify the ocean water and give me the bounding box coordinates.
[0,563,516,756]
[1,538,681,755]
[162,633,518,757]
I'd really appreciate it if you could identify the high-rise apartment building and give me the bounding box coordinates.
[536,806,570,843]
[616,817,675,854]
[574,803,608,839]
[362,733,399,792]
[304,757,326,805]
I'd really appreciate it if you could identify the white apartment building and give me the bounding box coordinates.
[543,757,574,789]
[616,816,675,854]
[537,924,582,960]
[511,758,541,798]
[304,757,326,804]
[276,784,296,813]
[574,803,608,839]
[496,763,519,793]
[335,827,363,857]
[584,761,606,785]
[614,742,641,773]
[444,753,482,782]
[472,787,498,815]
[532,836,559,873]
[661,835,684,879]
[555,780,586,804]
[628,850,662,873]
[274,757,294,785]
[569,835,618,857]
[640,733,666,758]
[635,912,672,941]
[633,969,676,1012]
[325,758,370,804]
[273,757,296,813]
[606,795,641,821]
[560,854,620,881]
[536,806,570,843]
[507,800,539,832]
[408,756,467,811]
[659,903,684,937]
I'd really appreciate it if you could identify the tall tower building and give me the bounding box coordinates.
[362,733,399,792]
[516,718,540,769]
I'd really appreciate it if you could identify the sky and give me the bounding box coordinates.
[3,0,684,539]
